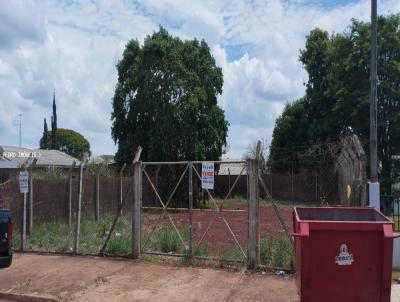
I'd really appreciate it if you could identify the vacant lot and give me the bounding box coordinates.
[0,253,299,302]
[17,201,295,268]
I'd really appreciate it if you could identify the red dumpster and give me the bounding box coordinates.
[292,207,395,302]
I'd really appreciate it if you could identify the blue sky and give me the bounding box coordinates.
[0,0,399,159]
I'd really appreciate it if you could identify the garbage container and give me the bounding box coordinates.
[292,207,395,302]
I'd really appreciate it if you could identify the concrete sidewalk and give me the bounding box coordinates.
[1,254,399,301]
[0,254,298,302]
[393,284,400,302]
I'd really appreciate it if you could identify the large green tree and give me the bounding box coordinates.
[40,128,91,160]
[111,27,228,163]
[270,14,400,193]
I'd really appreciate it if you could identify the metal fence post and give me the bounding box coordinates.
[21,187,27,251]
[188,162,193,257]
[74,156,87,254]
[132,160,142,259]
[247,158,260,269]
[131,147,143,258]
[68,161,76,226]
[28,158,37,235]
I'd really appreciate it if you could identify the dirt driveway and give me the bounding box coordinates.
[0,253,299,302]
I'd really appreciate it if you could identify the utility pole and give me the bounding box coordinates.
[18,114,22,147]
[369,0,380,209]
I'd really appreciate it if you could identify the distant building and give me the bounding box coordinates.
[217,161,247,175]
[94,154,115,165]
[0,145,80,181]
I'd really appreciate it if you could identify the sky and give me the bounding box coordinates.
[0,0,399,159]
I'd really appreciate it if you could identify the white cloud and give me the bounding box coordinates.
[0,0,399,159]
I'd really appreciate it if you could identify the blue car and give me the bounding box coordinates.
[0,210,12,268]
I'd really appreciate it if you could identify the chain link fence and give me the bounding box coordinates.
[0,156,344,270]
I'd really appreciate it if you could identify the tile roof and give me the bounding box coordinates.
[0,146,80,168]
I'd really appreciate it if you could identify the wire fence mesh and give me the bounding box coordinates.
[0,158,340,269]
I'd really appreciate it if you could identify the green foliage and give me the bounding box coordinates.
[111,27,228,163]
[51,93,57,149]
[40,118,48,149]
[27,223,73,252]
[270,15,400,193]
[107,234,131,255]
[271,236,294,268]
[180,245,210,265]
[85,160,111,177]
[153,227,182,253]
[40,128,91,161]
[269,99,308,172]
[260,236,294,268]
[14,216,132,255]
[32,167,66,180]
[260,237,273,265]
[219,248,246,263]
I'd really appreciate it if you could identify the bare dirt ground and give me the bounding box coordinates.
[143,203,293,253]
[0,253,299,302]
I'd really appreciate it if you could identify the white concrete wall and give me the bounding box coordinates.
[394,236,400,269]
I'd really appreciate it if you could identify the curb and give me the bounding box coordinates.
[0,292,55,302]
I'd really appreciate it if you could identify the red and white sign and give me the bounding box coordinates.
[201,163,214,190]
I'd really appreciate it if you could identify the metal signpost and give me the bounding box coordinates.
[19,170,29,250]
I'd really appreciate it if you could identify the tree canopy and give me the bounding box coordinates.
[40,128,91,160]
[270,14,400,193]
[111,27,228,163]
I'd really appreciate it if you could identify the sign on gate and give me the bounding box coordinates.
[201,162,214,190]
[19,171,29,193]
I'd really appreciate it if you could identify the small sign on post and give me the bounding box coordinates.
[19,170,29,251]
[201,162,214,190]
[19,171,29,193]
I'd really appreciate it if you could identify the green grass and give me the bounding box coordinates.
[12,215,132,255]
[271,236,295,268]
[24,223,74,252]
[395,218,400,232]
[260,237,273,265]
[13,216,295,269]
[219,248,246,263]
[217,235,294,269]
[142,226,189,254]
[179,245,211,265]
[107,234,131,255]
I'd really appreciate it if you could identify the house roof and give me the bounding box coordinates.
[0,156,20,169]
[218,161,247,175]
[95,154,115,165]
[0,146,80,168]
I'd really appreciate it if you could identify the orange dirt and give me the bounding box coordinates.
[0,253,299,302]
[143,204,293,252]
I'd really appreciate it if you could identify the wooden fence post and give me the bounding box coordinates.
[132,147,142,259]
[95,171,100,221]
[68,161,76,226]
[119,163,126,215]
[74,156,87,254]
[247,140,261,269]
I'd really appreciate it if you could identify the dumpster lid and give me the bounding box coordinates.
[295,207,390,222]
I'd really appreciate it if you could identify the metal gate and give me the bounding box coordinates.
[139,160,249,263]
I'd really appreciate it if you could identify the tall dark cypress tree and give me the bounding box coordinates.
[51,91,57,149]
[40,118,48,149]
